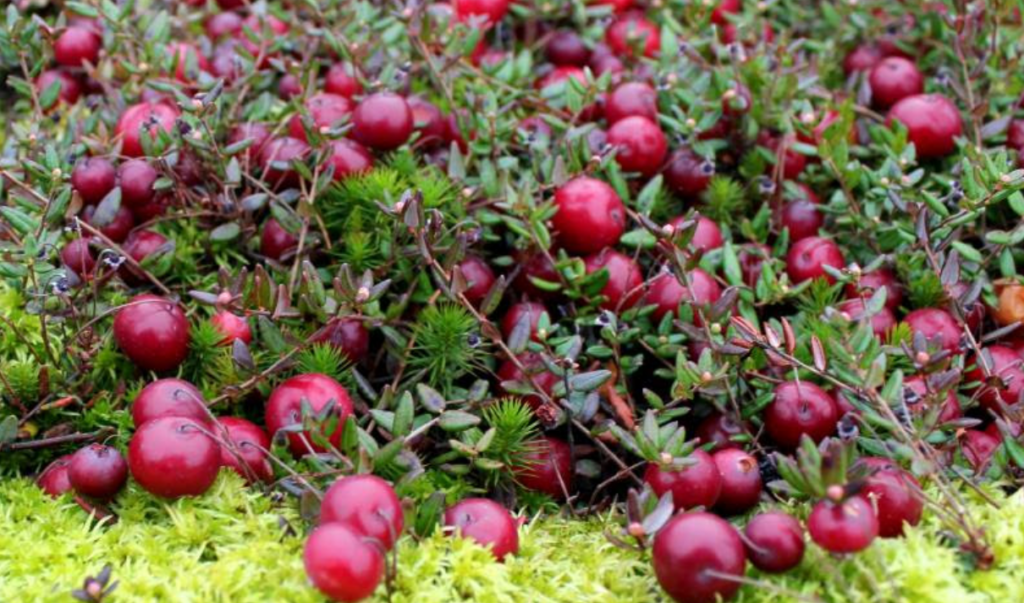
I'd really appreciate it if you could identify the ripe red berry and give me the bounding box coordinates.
[278,74,302,100]
[165,42,210,83]
[54,26,101,67]
[761,133,806,179]
[325,63,363,98]
[644,449,722,511]
[607,115,667,177]
[551,176,626,254]
[838,299,896,339]
[858,461,923,538]
[785,236,845,284]
[846,268,902,311]
[807,495,879,553]
[744,511,805,573]
[535,65,587,92]
[117,160,158,208]
[237,14,288,67]
[966,345,1024,415]
[407,97,447,147]
[62,237,96,278]
[496,352,558,409]
[114,294,191,372]
[606,14,660,59]
[584,248,644,310]
[459,255,497,304]
[501,302,546,343]
[696,413,747,451]
[777,198,823,242]
[765,381,838,450]
[513,437,573,499]
[258,137,311,190]
[206,11,243,39]
[115,102,181,158]
[311,318,370,363]
[82,203,135,243]
[667,215,724,254]
[120,229,169,284]
[260,217,299,261]
[217,417,272,484]
[132,378,211,428]
[513,250,560,299]
[128,416,221,498]
[843,44,883,75]
[72,157,117,205]
[36,69,81,105]
[903,307,961,354]
[320,475,404,550]
[869,57,923,109]
[546,30,590,66]
[737,243,771,287]
[652,512,746,603]
[605,82,658,125]
[328,139,374,181]
[289,93,353,142]
[902,375,962,422]
[454,0,510,26]
[265,373,354,456]
[664,149,714,199]
[352,93,414,151]
[211,311,251,346]
[227,122,272,162]
[37,455,75,498]
[887,94,963,159]
[711,0,742,25]
[712,448,762,515]
[68,444,128,500]
[644,268,722,323]
[304,523,385,602]
[962,429,999,472]
[443,498,519,560]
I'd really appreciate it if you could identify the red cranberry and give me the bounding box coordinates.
[115,102,180,158]
[501,301,546,342]
[260,218,299,262]
[1008,119,1024,152]
[327,139,373,181]
[165,42,210,83]
[645,268,722,323]
[68,444,128,500]
[652,512,746,603]
[761,133,806,179]
[227,122,271,162]
[903,307,961,354]
[217,417,272,484]
[132,378,210,428]
[289,93,353,142]
[606,14,660,59]
[209,43,244,81]
[966,345,1024,415]
[605,82,658,125]
[206,11,243,39]
[712,448,762,515]
[352,93,414,151]
[667,215,724,254]
[838,299,896,339]
[408,97,447,147]
[72,157,116,205]
[844,44,883,75]
[887,94,963,159]
[265,373,354,456]
[128,416,221,498]
[459,255,496,304]
[82,203,134,243]
[325,63,362,98]
[902,375,962,423]
[696,413,746,451]
[62,238,96,278]
[259,137,311,190]
[785,236,845,284]
[860,465,923,537]
[584,248,643,310]
[320,475,404,550]
[869,57,923,110]
[711,0,742,25]
[846,269,903,311]
[121,229,169,283]
[664,149,714,199]
[808,495,878,553]
[607,115,667,177]
[211,311,251,346]
[744,511,805,573]
[593,0,634,13]
[514,437,573,499]
[37,455,74,498]
[962,429,999,471]
[738,243,771,287]
[443,498,519,560]
[36,69,81,105]
[535,65,587,91]
[114,294,191,372]
[721,83,752,118]
[54,26,101,67]
[777,199,823,242]
[496,352,558,409]
[274,74,301,100]
[644,449,722,511]
[311,318,370,363]
[304,523,385,602]
[454,0,510,26]
[514,250,560,299]
[117,160,158,208]
[546,30,590,66]
[765,381,838,450]
[551,177,626,254]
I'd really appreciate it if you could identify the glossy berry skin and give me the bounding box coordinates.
[513,250,560,299]
[72,157,117,205]
[68,444,128,500]
[711,0,742,25]
[838,299,896,339]
[227,122,272,163]
[645,268,722,323]
[211,311,251,346]
[311,318,370,363]
[807,495,879,554]
[860,464,923,538]
[846,269,902,312]
[61,238,96,278]
[606,14,660,59]
[120,230,169,285]
[786,236,845,284]
[166,42,210,83]
[605,82,658,125]
[216,417,272,484]
[407,97,447,146]
[501,301,546,342]
[762,134,806,179]
[265,373,354,456]
[454,0,510,26]
[325,63,362,98]
[696,413,746,451]
[869,57,923,109]
[115,102,180,158]
[712,448,762,515]
[652,512,746,603]
[206,11,242,39]
[114,295,191,373]
[514,437,573,499]
[496,352,558,409]
[744,511,805,573]
[777,199,822,242]
[535,66,587,92]
[551,176,626,254]
[54,26,101,67]
[258,137,310,190]
[328,139,373,181]
[966,345,1024,415]
[667,216,724,254]
[260,218,299,261]
[737,244,771,287]
[128,416,221,498]
[546,30,590,66]
[903,308,961,354]
[320,475,404,550]
[237,15,288,67]
[288,93,353,142]
[584,248,643,310]
[962,429,999,472]
[82,203,134,243]
[887,94,963,159]
[844,44,883,75]
[36,69,81,105]
[443,498,519,561]
[643,450,722,511]
[278,74,302,100]
[664,149,714,199]
[37,455,75,498]
[132,378,210,428]
[352,93,414,151]
[607,115,667,177]
[902,375,961,422]
[765,381,838,450]
[117,160,158,208]
[304,523,384,603]
[459,255,497,304]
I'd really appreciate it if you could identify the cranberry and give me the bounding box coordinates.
[165,42,210,83]
[265,373,354,456]
[861,466,923,537]
[37,455,75,498]
[721,84,753,118]
[227,122,272,162]
[82,203,134,243]
[902,375,962,422]
[454,0,510,26]
[72,157,116,205]
[304,523,385,602]
[459,255,496,304]
[765,381,838,449]
[551,177,626,254]
[652,512,746,603]
[68,444,128,500]
[761,133,806,179]
[352,93,414,151]
[132,378,210,428]
[320,474,404,550]
[62,238,96,278]
[737,243,771,287]
[514,437,573,499]
[966,345,1024,415]
[260,218,299,262]
[606,14,660,59]
[868,57,923,109]
[846,269,902,311]
[54,26,101,67]
[711,0,742,25]
[903,307,961,354]
[607,115,667,177]
[807,495,878,553]
[664,149,713,199]
[217,417,272,484]
[645,268,722,323]
[128,416,221,498]
[887,94,963,159]
[514,250,561,299]
[36,69,81,105]
[115,102,180,158]
[667,215,724,254]
[584,248,643,310]
[546,30,590,66]
[838,299,896,339]
[209,43,244,81]
[278,74,302,100]
[288,93,353,142]
[443,498,519,560]
[696,413,746,451]
[121,229,169,283]
[211,311,251,346]
[497,352,559,409]
[258,137,311,190]
[593,0,634,13]
[206,11,243,39]
[311,318,370,363]
[962,429,999,471]
[114,294,191,372]
[644,450,722,511]
[117,160,158,208]
[785,236,845,284]
[712,448,762,515]
[777,199,823,242]
[325,63,362,98]
[1008,119,1024,152]
[408,97,447,146]
[327,139,374,181]
[843,44,883,75]
[501,301,546,342]
[744,511,805,573]
[605,82,658,125]
[535,65,588,91]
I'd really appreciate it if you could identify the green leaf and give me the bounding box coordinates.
[0,416,17,445]
[439,410,481,431]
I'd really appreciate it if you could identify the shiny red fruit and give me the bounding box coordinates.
[514,437,572,499]
[501,301,546,342]
[237,14,288,67]
[903,307,961,354]
[838,299,896,339]
[227,122,271,163]
[711,0,742,25]
[260,217,299,261]
[712,448,762,515]
[497,352,558,409]
[777,199,822,242]
[117,160,158,208]
[846,269,902,311]
[311,318,370,363]
[652,512,746,603]
[869,57,923,109]
[114,295,190,372]
[860,464,923,537]
[644,450,722,511]
[887,94,963,159]
[82,203,134,243]
[607,115,667,177]
[289,93,353,142]
[606,14,660,59]
[132,378,210,428]
[696,413,746,451]
[737,243,771,287]
[120,229,169,284]
[644,268,722,323]
[211,311,251,346]
[68,444,128,500]
[902,375,962,422]
[165,42,209,83]
[786,236,844,284]
[328,139,373,181]
[761,133,806,179]
[962,429,999,472]
[443,498,519,560]
[304,523,385,602]
[265,373,354,456]
[513,250,560,299]
[72,157,116,205]
[765,381,838,449]
[206,11,242,39]
[407,97,446,147]
[605,82,658,125]
[454,0,510,26]
[667,216,724,254]
[321,475,404,550]
[843,44,883,75]
[459,255,496,304]
[535,66,587,92]
[37,455,74,498]
[128,416,221,498]
[744,511,805,572]
[217,417,272,484]
[259,137,310,190]
[62,238,96,278]
[115,102,180,158]
[54,26,101,67]
[325,63,362,98]
[966,345,1024,415]
[352,93,414,151]
[546,30,590,66]
[664,149,714,199]
[584,248,643,310]
[36,69,81,105]
[551,177,626,254]
[808,495,878,553]
[278,74,302,100]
